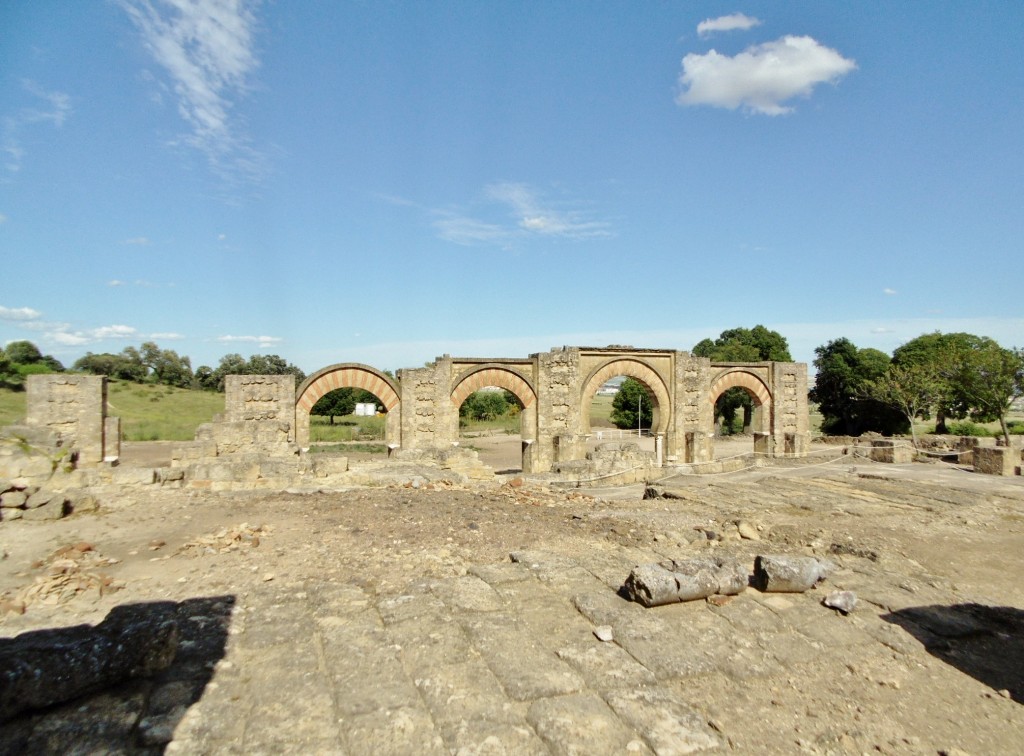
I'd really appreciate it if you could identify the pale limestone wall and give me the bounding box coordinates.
[533,347,584,472]
[25,375,111,464]
[771,362,811,456]
[215,375,297,455]
[397,357,456,450]
[674,354,714,463]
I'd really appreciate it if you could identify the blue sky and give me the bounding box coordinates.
[2,1,1021,374]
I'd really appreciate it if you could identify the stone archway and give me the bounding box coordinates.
[580,358,671,435]
[450,365,538,472]
[295,364,402,449]
[708,368,771,439]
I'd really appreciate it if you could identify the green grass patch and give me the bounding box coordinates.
[0,389,26,427]
[310,414,385,442]
[106,380,224,441]
[589,394,615,427]
[459,414,521,435]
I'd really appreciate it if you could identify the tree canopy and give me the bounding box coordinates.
[810,338,908,436]
[610,378,653,430]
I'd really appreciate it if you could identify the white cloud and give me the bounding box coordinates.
[0,305,42,322]
[123,236,151,245]
[2,80,72,175]
[883,288,897,295]
[217,334,282,348]
[108,280,127,287]
[697,13,762,38]
[91,324,139,339]
[48,331,92,346]
[434,215,511,246]
[432,182,611,247]
[677,35,856,115]
[120,0,264,183]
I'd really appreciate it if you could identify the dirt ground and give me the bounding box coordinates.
[1,445,1022,754]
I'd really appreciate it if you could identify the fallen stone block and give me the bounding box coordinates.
[624,558,748,607]
[753,555,835,593]
[0,490,27,509]
[0,601,179,722]
[21,498,67,521]
[823,590,858,614]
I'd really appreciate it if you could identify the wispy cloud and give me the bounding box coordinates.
[120,0,264,184]
[2,80,72,176]
[0,305,43,322]
[0,213,8,224]
[697,13,762,38]
[123,236,152,246]
[217,334,282,348]
[677,35,856,115]
[432,182,612,247]
[46,324,139,346]
[883,287,897,295]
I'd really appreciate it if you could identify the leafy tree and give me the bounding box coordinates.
[863,362,944,448]
[892,332,991,433]
[947,343,1024,446]
[205,353,306,392]
[0,351,22,388]
[460,390,510,421]
[694,326,793,433]
[810,338,908,436]
[610,378,653,430]
[4,340,43,365]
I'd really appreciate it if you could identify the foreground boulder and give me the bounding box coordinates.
[0,602,179,722]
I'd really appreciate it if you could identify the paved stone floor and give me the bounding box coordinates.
[1,465,1023,754]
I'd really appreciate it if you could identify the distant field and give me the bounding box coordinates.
[0,389,25,428]
[106,381,225,441]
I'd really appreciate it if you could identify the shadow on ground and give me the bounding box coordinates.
[0,595,235,753]
[883,603,1024,704]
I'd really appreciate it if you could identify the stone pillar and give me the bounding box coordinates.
[769,362,810,458]
[533,348,583,472]
[25,375,110,464]
[398,357,455,450]
[522,439,535,473]
[655,434,664,467]
[753,432,773,457]
[103,416,121,462]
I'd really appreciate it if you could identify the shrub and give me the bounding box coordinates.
[944,421,993,437]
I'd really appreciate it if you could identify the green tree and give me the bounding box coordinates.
[863,362,944,448]
[948,343,1024,446]
[810,338,908,436]
[694,326,793,433]
[0,351,21,388]
[460,390,509,421]
[610,378,653,430]
[892,332,992,432]
[4,340,43,365]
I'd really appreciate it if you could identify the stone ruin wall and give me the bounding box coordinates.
[24,374,117,464]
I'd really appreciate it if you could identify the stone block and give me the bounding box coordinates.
[974,446,1017,476]
[0,491,26,509]
[22,498,66,520]
[870,439,914,463]
[112,468,157,486]
[312,456,348,477]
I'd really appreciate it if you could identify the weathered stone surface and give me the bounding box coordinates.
[604,687,721,754]
[0,602,179,721]
[974,446,1018,476]
[527,693,648,755]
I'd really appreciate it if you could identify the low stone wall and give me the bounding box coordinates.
[974,447,1020,476]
